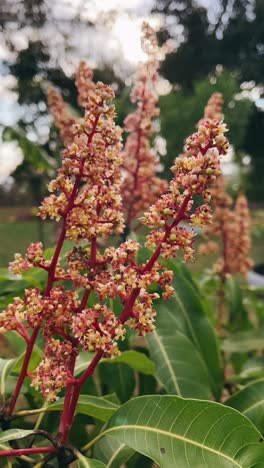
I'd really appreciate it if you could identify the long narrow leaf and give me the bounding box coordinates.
[225,378,264,432]
[147,329,211,398]
[48,395,119,422]
[0,429,35,443]
[92,395,264,468]
[94,437,134,468]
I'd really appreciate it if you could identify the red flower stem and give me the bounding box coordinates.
[6,221,69,416]
[59,350,103,444]
[16,327,30,343]
[58,194,191,443]
[78,289,91,312]
[58,119,102,443]
[119,288,140,323]
[6,112,101,418]
[143,194,191,273]
[58,354,77,439]
[0,447,56,458]
[58,237,97,442]
[58,290,149,443]
[90,236,97,268]
[45,221,67,294]
[57,289,91,442]
[38,263,50,272]
[6,327,40,416]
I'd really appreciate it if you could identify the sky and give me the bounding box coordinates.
[0,0,157,177]
[0,0,256,179]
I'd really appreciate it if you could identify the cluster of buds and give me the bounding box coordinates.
[47,61,95,146]
[72,304,126,356]
[1,55,230,404]
[9,242,49,276]
[197,94,252,279]
[141,116,229,262]
[122,22,169,231]
[234,194,253,275]
[200,176,253,277]
[2,70,127,400]
[32,339,74,402]
[75,61,96,108]
[47,88,78,146]
[41,80,125,241]
[198,92,224,126]
[0,297,24,334]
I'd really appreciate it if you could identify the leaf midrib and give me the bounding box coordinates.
[172,290,198,346]
[104,425,242,467]
[1,360,14,396]
[151,331,182,396]
[107,443,126,467]
[50,397,118,413]
[243,398,264,415]
[173,281,221,395]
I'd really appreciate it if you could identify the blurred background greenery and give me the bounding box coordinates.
[0,0,263,268]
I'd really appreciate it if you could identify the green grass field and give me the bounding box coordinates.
[0,207,53,267]
[0,207,263,270]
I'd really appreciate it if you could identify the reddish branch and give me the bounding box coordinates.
[0,62,230,461]
[57,194,190,443]
[6,115,100,418]
[0,446,56,458]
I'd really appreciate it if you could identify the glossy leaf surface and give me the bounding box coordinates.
[98,395,264,468]
[225,378,264,433]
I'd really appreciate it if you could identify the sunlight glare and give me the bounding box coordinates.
[112,15,146,64]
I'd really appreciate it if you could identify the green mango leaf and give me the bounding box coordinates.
[125,452,153,468]
[230,357,264,384]
[222,329,264,353]
[0,429,35,443]
[12,345,43,374]
[155,265,223,399]
[3,127,54,172]
[240,357,264,380]
[0,268,14,280]
[74,352,94,376]
[99,362,135,403]
[76,351,153,379]
[226,277,243,314]
[226,277,249,330]
[173,271,222,397]
[5,331,27,355]
[225,379,264,432]
[0,430,12,460]
[4,376,27,395]
[49,395,119,422]
[21,269,47,288]
[76,452,107,468]
[43,247,56,260]
[102,393,120,406]
[0,279,29,309]
[138,373,157,396]
[147,327,211,398]
[94,437,134,468]
[89,395,264,468]
[0,442,11,452]
[103,351,155,376]
[0,358,15,398]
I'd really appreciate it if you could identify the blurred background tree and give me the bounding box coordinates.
[0,0,263,264]
[153,0,264,198]
[0,0,124,211]
[155,0,264,88]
